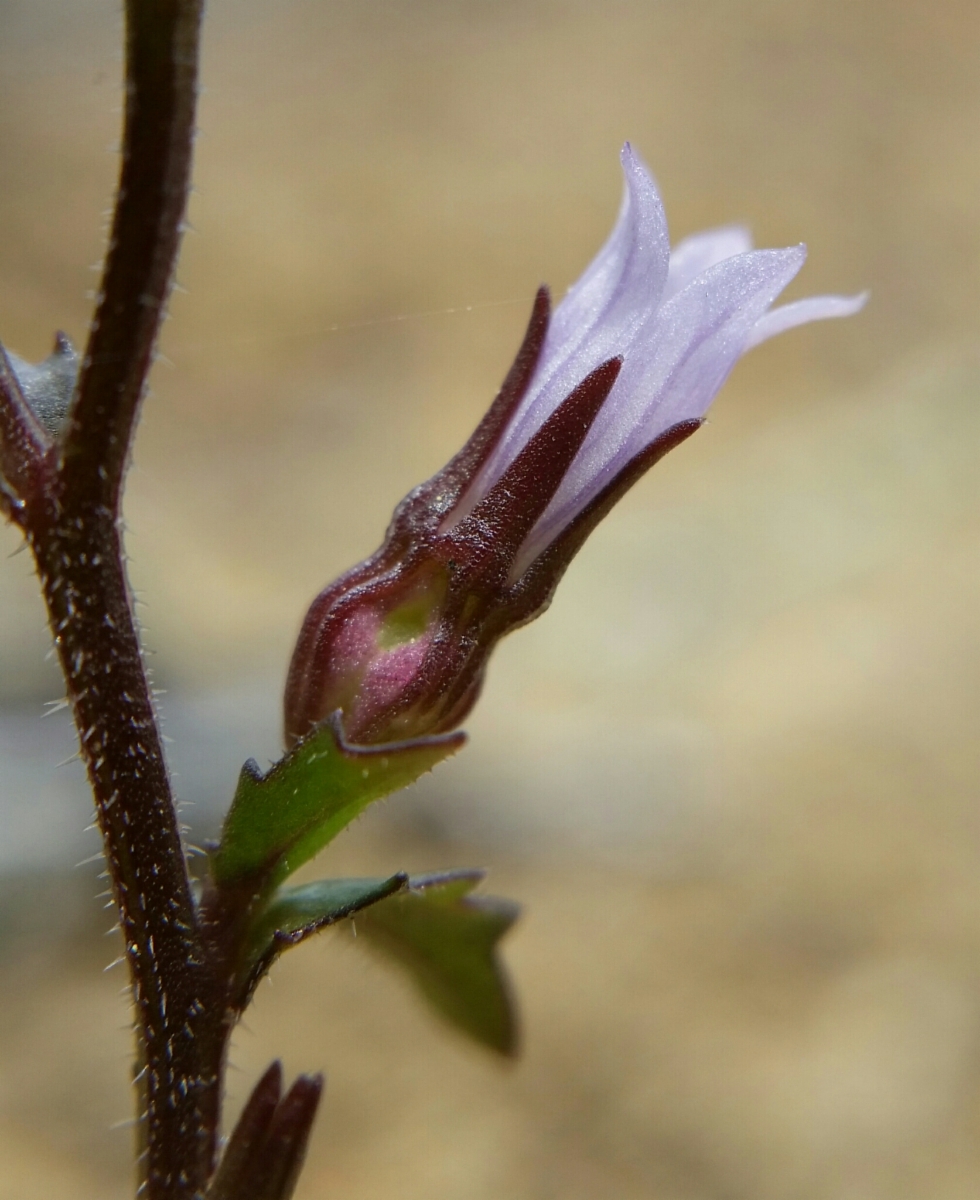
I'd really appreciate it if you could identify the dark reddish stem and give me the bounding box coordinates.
[62,0,205,510]
[1,2,234,1197]
[27,496,225,1199]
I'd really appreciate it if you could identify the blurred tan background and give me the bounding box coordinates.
[1,0,979,1196]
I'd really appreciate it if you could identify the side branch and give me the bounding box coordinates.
[62,0,204,507]
[0,344,49,520]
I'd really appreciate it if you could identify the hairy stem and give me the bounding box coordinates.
[13,2,228,1197]
[63,0,204,509]
[29,498,224,1197]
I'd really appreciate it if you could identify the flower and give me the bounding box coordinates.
[284,144,865,747]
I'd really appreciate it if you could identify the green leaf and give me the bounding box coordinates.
[210,713,464,889]
[236,874,408,1005]
[354,870,520,1055]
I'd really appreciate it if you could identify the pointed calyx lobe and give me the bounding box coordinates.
[206,1061,323,1200]
[284,289,696,748]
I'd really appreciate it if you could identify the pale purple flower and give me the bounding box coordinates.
[450,143,866,577]
[285,145,865,746]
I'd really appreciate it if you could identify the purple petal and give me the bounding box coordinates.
[662,225,753,303]
[512,246,808,571]
[744,291,869,350]
[547,144,671,356]
[470,145,670,502]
